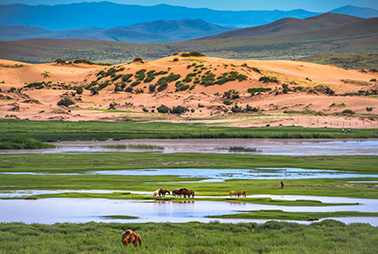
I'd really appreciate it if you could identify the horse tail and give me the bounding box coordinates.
[137,235,142,247]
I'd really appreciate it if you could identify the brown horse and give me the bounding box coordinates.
[230,191,238,198]
[172,188,183,197]
[186,190,195,198]
[159,188,171,197]
[238,190,246,198]
[121,229,142,248]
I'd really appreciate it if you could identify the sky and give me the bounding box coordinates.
[1,0,378,12]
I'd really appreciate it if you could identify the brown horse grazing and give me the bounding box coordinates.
[187,190,195,198]
[159,188,171,197]
[121,229,142,248]
[230,191,238,198]
[172,189,182,197]
[238,190,246,198]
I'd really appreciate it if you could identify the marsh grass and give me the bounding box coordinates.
[0,221,377,253]
[102,144,164,150]
[0,136,55,149]
[1,119,376,142]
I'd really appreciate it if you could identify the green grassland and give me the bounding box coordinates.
[1,119,377,142]
[0,153,377,199]
[0,221,377,253]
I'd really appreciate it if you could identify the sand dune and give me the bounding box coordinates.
[0,55,377,128]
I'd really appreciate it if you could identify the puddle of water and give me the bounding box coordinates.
[0,197,377,226]
[0,139,377,156]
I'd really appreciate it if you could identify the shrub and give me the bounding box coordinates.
[111,74,123,81]
[247,87,272,96]
[173,58,179,62]
[223,100,233,105]
[370,78,377,82]
[149,84,156,93]
[231,104,242,113]
[125,87,133,93]
[157,104,170,113]
[57,97,75,107]
[90,87,99,95]
[122,74,133,82]
[201,71,216,86]
[181,52,205,57]
[167,73,181,83]
[282,83,289,94]
[25,82,45,89]
[135,88,144,94]
[223,89,240,99]
[76,87,84,94]
[245,104,259,112]
[175,81,190,92]
[171,105,188,114]
[135,69,146,81]
[130,81,141,87]
[259,76,279,83]
[342,109,355,115]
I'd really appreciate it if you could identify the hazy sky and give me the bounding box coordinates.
[1,0,378,12]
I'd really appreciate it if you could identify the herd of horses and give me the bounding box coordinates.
[153,188,247,199]
[153,188,195,199]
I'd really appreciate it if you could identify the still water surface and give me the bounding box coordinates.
[1,139,377,155]
[0,196,377,225]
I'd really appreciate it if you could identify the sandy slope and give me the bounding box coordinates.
[0,55,377,128]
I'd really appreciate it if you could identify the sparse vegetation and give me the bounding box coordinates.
[259,76,279,83]
[247,87,272,96]
[181,52,205,57]
[57,97,75,107]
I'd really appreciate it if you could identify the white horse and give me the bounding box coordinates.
[153,189,160,199]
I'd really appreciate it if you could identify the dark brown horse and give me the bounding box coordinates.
[172,188,194,198]
[159,188,171,197]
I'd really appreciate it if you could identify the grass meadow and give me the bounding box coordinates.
[1,119,377,142]
[0,221,377,254]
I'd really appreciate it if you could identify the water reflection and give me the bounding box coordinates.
[0,198,377,226]
[1,139,377,156]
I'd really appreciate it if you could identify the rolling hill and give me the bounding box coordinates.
[196,13,364,40]
[330,5,378,18]
[0,15,377,64]
[0,19,235,43]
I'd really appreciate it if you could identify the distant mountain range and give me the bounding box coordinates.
[1,2,377,31]
[0,19,235,43]
[1,12,377,64]
[0,2,318,29]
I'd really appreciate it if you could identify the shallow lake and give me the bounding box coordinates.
[2,167,378,182]
[1,139,377,156]
[1,196,377,225]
